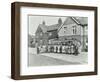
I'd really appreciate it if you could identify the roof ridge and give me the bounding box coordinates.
[71,17,80,25]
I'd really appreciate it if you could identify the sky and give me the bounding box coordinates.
[28,15,66,35]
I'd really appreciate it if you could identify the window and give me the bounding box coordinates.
[64,27,67,29]
[75,28,77,34]
[40,32,42,36]
[72,26,77,34]
[64,26,67,33]
[49,32,52,36]
[73,28,75,34]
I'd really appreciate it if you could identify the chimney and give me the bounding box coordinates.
[58,18,62,24]
[42,21,45,25]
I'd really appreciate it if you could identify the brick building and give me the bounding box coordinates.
[35,17,88,54]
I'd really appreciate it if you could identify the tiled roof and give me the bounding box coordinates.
[38,24,47,33]
[58,17,88,32]
[63,17,75,25]
[63,17,88,25]
[71,17,88,25]
[47,24,61,31]
[38,23,61,33]
[38,17,88,33]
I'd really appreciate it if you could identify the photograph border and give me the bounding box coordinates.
[11,2,98,80]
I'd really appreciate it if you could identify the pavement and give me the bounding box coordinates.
[28,54,80,66]
[28,47,88,66]
[40,52,88,64]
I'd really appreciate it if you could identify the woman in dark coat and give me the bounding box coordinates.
[37,47,40,54]
[59,46,62,53]
[56,46,58,53]
[74,45,79,56]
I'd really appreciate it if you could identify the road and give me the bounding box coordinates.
[28,54,80,66]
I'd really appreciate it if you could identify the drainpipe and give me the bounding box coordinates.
[80,24,86,52]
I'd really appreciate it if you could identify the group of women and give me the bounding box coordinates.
[37,41,79,55]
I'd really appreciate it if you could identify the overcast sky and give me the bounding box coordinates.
[28,15,66,36]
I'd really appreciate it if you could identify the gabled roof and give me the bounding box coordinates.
[71,17,88,25]
[63,17,88,26]
[58,17,88,32]
[37,17,88,33]
[38,24,47,33]
[47,24,61,32]
[63,17,75,25]
[38,23,61,33]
